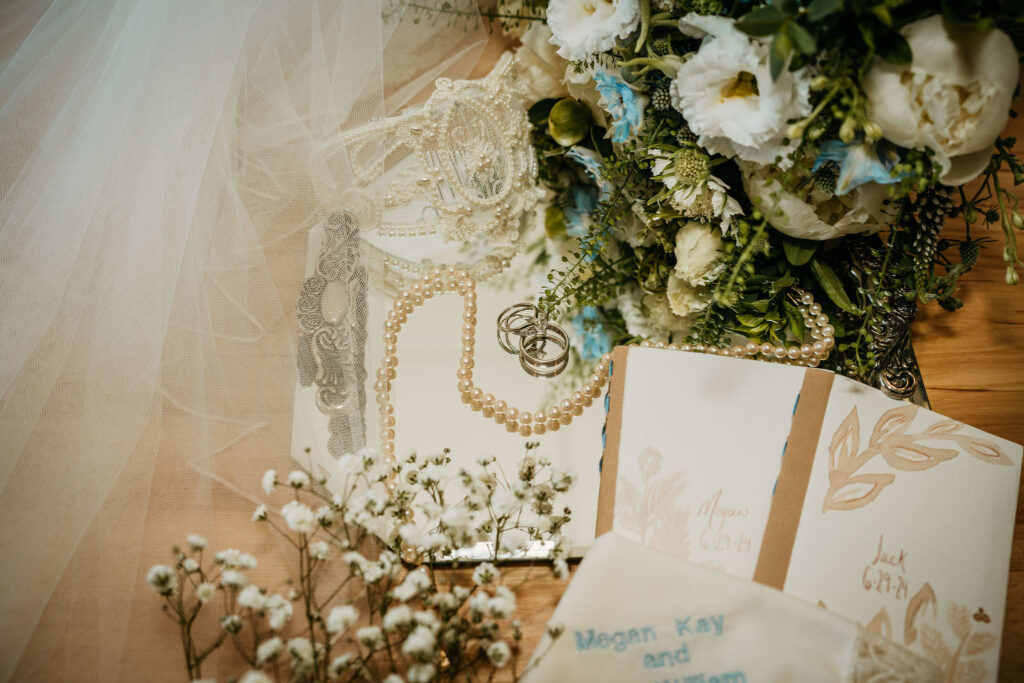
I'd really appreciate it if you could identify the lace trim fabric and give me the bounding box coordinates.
[311,52,542,288]
[851,627,943,682]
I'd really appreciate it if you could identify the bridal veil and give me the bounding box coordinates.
[0,1,487,678]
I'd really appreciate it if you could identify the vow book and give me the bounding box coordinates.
[599,346,1022,681]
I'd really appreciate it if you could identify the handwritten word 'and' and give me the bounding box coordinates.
[573,615,746,682]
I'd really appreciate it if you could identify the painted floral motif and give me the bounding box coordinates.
[616,446,691,557]
[822,404,1011,513]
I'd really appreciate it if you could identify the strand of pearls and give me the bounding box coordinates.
[374,268,834,466]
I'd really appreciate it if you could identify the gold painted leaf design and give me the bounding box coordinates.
[946,602,971,642]
[637,446,662,480]
[870,404,918,447]
[822,472,895,512]
[919,623,952,669]
[866,607,892,643]
[924,419,961,435]
[956,658,990,683]
[965,630,997,656]
[880,436,958,471]
[817,600,827,610]
[959,437,1012,466]
[904,582,938,646]
[830,407,861,474]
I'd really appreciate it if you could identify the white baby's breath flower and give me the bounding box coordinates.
[237,585,265,610]
[281,500,317,534]
[315,505,336,527]
[186,534,208,551]
[431,592,459,613]
[472,562,499,586]
[262,470,278,495]
[220,569,247,591]
[326,604,359,634]
[328,653,353,678]
[221,614,243,634]
[670,13,811,167]
[488,587,516,618]
[546,0,640,61]
[486,640,512,667]
[256,636,283,664]
[146,565,177,596]
[383,604,413,632]
[356,625,384,649]
[240,671,273,683]
[861,15,1018,184]
[397,523,423,548]
[407,664,436,683]
[287,470,310,489]
[468,592,490,619]
[490,489,518,517]
[196,582,216,603]
[394,569,431,602]
[547,621,566,638]
[182,558,199,573]
[309,541,332,561]
[413,609,440,632]
[553,558,569,579]
[382,676,404,683]
[287,637,315,666]
[499,531,529,555]
[252,504,267,522]
[265,593,293,630]
[673,221,724,285]
[214,548,257,569]
[401,625,437,660]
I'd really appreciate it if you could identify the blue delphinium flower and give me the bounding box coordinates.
[566,146,612,200]
[812,139,906,195]
[593,69,645,143]
[572,306,612,362]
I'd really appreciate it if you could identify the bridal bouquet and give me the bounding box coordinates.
[504,0,1022,381]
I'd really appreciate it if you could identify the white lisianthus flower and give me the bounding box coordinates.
[487,640,512,667]
[186,534,208,551]
[547,0,641,61]
[265,593,293,630]
[515,24,570,103]
[146,565,177,596]
[666,274,711,318]
[673,221,724,285]
[256,636,283,664]
[196,582,216,603]
[262,469,278,495]
[740,162,891,240]
[326,604,359,634]
[237,585,266,610]
[861,15,1018,185]
[670,13,811,166]
[281,500,317,534]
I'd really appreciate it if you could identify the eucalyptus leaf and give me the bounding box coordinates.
[810,259,859,314]
[782,235,818,266]
[806,0,841,22]
[736,7,788,36]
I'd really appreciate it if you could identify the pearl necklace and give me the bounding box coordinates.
[374,267,835,465]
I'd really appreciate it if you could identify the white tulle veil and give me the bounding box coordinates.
[0,0,487,678]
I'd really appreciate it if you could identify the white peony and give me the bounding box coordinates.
[861,15,1018,185]
[515,24,569,103]
[673,221,724,285]
[547,0,641,61]
[740,162,892,240]
[670,13,811,166]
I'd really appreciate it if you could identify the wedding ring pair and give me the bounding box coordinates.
[496,303,569,378]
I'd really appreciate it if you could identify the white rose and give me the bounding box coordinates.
[862,15,1018,185]
[666,274,711,318]
[673,221,724,285]
[515,24,569,103]
[740,162,891,240]
[546,0,640,61]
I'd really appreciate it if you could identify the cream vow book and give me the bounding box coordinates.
[599,346,1021,682]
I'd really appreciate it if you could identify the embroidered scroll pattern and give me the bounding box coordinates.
[617,446,691,557]
[822,404,1011,513]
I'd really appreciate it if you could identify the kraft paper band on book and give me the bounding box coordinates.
[595,345,630,537]
[751,368,835,590]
